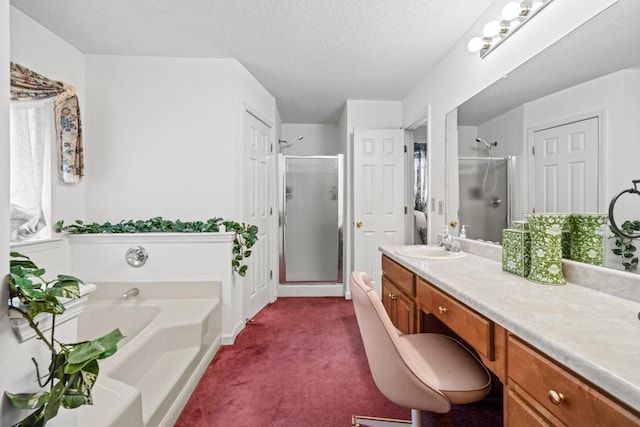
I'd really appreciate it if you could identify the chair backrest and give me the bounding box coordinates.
[350,271,452,413]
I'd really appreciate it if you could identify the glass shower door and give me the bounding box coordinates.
[280,155,343,283]
[458,157,509,243]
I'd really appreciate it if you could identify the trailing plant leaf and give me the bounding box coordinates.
[67,329,124,365]
[609,221,640,271]
[57,217,259,276]
[6,253,123,427]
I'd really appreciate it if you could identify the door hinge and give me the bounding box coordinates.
[270,143,274,152]
[404,206,408,214]
[269,207,273,215]
[404,145,408,153]
[269,270,273,280]
[532,145,535,155]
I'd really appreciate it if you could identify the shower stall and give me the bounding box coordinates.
[278,155,343,283]
[458,156,514,243]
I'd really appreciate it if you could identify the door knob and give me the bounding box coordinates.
[356,221,363,228]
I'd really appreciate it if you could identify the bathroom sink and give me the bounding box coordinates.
[395,246,465,260]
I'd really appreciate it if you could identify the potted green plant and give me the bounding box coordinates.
[56,217,258,277]
[5,252,123,427]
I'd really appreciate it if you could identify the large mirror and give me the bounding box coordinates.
[446,0,640,272]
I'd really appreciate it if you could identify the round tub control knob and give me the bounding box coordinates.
[126,246,148,267]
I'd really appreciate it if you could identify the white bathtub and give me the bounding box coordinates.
[76,281,221,427]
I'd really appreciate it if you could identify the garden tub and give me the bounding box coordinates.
[76,281,221,427]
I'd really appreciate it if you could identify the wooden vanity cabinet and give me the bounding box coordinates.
[506,335,640,427]
[379,253,640,426]
[415,276,506,382]
[381,256,416,334]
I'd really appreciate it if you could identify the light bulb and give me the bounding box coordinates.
[501,2,522,20]
[467,37,484,53]
[483,21,500,38]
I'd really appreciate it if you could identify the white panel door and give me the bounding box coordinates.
[244,111,271,321]
[533,117,599,213]
[353,128,405,295]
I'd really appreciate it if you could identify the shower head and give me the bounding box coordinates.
[476,137,497,149]
[279,136,304,150]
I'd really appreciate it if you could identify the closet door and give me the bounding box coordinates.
[353,128,405,295]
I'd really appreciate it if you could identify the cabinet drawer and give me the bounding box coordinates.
[506,389,556,427]
[416,277,493,359]
[382,255,414,296]
[508,336,640,427]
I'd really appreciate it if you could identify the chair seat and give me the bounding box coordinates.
[399,333,491,406]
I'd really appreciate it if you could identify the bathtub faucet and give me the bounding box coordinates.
[122,287,140,300]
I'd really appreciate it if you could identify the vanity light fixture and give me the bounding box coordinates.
[467,0,555,58]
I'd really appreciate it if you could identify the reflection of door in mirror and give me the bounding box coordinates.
[413,125,428,244]
[532,117,599,213]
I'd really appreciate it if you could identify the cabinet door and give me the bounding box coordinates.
[381,277,394,320]
[394,289,415,335]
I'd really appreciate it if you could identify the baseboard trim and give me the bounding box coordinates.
[277,283,345,297]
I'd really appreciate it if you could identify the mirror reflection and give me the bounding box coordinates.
[446,0,640,271]
[413,125,428,244]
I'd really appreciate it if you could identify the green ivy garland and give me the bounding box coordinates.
[56,217,258,277]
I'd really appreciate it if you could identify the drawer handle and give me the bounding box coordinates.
[388,293,397,301]
[548,390,565,405]
[438,306,448,314]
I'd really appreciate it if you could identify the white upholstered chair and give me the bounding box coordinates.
[350,271,491,427]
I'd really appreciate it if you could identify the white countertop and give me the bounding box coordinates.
[380,245,640,412]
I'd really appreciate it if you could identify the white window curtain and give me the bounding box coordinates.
[9,98,54,240]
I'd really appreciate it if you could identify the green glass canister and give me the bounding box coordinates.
[525,213,570,285]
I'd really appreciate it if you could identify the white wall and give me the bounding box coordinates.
[457,125,478,157]
[84,56,275,223]
[477,106,524,159]
[402,0,617,241]
[281,123,338,155]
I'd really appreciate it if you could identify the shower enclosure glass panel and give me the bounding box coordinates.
[280,155,343,283]
[458,157,510,243]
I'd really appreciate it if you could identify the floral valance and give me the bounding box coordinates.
[10,62,84,183]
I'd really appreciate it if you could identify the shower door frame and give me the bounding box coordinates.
[278,154,344,284]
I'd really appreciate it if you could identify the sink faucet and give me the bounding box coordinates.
[439,225,460,252]
[122,287,140,299]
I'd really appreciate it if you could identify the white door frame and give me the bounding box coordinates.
[405,107,431,244]
[525,110,605,214]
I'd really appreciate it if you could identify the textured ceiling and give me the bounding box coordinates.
[10,0,495,124]
[458,0,640,126]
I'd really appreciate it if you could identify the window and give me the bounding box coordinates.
[9,62,84,242]
[9,98,53,241]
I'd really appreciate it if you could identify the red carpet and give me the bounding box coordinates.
[176,297,502,426]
